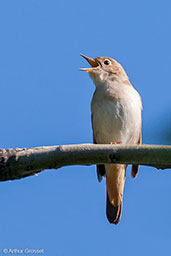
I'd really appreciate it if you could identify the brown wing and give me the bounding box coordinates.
[131,130,142,178]
[91,114,106,182]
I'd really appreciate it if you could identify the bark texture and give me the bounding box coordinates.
[0,144,170,181]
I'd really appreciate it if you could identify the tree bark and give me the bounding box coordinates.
[0,144,170,181]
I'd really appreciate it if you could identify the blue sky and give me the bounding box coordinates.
[0,0,170,255]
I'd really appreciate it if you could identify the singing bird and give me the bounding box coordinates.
[80,54,142,224]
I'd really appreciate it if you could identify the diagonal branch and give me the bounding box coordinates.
[0,144,171,181]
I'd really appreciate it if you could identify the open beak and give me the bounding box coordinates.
[80,54,99,72]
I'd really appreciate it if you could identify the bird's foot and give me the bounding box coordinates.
[110,142,121,144]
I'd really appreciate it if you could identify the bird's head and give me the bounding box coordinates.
[80,54,129,86]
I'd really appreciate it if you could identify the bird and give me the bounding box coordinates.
[80,54,142,224]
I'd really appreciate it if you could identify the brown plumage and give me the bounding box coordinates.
[131,129,142,178]
[81,54,142,224]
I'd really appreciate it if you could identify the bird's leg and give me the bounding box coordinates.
[110,142,121,144]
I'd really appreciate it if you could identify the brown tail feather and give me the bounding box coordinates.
[105,164,126,225]
[106,193,122,224]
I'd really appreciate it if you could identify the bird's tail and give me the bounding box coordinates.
[105,164,126,224]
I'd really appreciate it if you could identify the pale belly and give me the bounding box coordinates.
[91,95,141,145]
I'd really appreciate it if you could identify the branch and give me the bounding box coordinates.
[0,144,170,181]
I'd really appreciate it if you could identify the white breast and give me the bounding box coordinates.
[91,83,142,144]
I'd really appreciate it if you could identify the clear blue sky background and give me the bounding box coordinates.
[0,0,171,255]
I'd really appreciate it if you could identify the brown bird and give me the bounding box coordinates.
[80,54,142,224]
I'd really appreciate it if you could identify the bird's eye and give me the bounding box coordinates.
[104,59,111,65]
